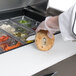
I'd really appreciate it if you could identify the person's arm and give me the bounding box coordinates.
[36,3,76,41]
[59,3,76,41]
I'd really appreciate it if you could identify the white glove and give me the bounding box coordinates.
[59,3,76,41]
[36,16,59,38]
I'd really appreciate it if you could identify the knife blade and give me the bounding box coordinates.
[26,35,35,41]
[26,31,60,41]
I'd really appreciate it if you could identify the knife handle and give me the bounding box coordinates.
[43,72,57,76]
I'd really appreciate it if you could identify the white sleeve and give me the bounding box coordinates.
[59,3,76,41]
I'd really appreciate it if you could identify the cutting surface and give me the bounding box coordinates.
[0,34,76,76]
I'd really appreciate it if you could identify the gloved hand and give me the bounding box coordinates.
[36,16,59,38]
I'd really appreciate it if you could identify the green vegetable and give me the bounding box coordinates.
[19,20,31,27]
[19,20,29,24]
[16,27,26,33]
[26,24,31,27]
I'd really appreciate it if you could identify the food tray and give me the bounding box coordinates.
[0,19,34,43]
[11,16,40,30]
[0,29,22,53]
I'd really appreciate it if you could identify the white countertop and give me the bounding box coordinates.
[47,0,76,11]
[0,34,76,76]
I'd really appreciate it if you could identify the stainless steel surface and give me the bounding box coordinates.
[29,0,48,6]
[46,7,62,16]
[31,0,48,12]
[0,0,29,11]
[0,0,47,11]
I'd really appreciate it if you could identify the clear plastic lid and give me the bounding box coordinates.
[0,19,34,42]
[0,29,22,52]
[11,16,40,30]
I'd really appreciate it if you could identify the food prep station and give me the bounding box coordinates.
[0,0,76,76]
[0,0,48,54]
[0,14,39,53]
[0,14,40,53]
[0,0,62,54]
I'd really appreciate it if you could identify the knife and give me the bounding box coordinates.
[26,35,36,41]
[26,31,60,41]
[43,72,57,76]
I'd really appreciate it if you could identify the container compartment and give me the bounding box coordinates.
[11,16,40,30]
[0,19,34,43]
[0,7,46,54]
[0,29,22,52]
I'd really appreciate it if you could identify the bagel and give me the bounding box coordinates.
[35,30,55,51]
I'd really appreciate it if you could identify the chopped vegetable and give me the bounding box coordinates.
[26,40,34,44]
[16,27,26,33]
[0,35,21,51]
[5,42,21,51]
[13,32,28,41]
[0,24,15,33]
[0,23,29,42]
[0,36,9,42]
[19,20,31,27]
[19,20,29,24]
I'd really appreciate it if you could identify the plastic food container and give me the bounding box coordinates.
[11,16,40,30]
[0,29,22,52]
[0,19,34,42]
